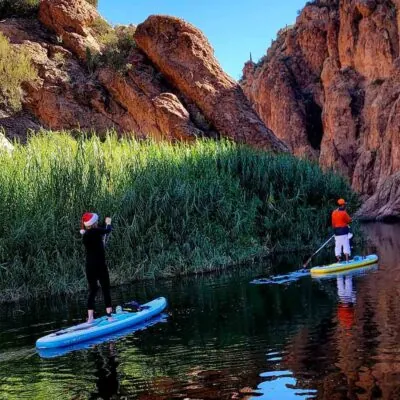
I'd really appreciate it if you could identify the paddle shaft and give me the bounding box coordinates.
[103,219,112,247]
[303,235,335,268]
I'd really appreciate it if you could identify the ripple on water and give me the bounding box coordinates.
[1,225,400,399]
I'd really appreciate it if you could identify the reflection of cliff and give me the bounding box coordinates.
[281,224,400,399]
[8,235,400,399]
[112,259,336,399]
[137,369,258,400]
[363,223,400,267]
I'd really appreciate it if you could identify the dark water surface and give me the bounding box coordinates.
[0,223,399,400]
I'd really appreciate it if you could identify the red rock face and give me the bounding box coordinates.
[39,0,101,61]
[135,16,288,152]
[357,172,400,221]
[1,19,132,135]
[35,0,206,140]
[97,63,204,141]
[241,0,400,219]
[0,5,213,140]
[1,0,396,218]
[0,0,285,153]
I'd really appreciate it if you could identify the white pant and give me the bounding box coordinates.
[335,234,351,257]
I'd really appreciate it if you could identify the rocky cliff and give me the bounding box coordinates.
[1,0,398,219]
[0,0,287,153]
[242,0,400,220]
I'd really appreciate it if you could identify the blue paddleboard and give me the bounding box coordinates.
[36,297,167,349]
[37,313,168,358]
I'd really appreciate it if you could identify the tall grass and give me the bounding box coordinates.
[0,131,358,301]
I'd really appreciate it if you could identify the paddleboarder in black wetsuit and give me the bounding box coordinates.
[80,212,113,323]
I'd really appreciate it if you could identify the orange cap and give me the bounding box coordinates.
[337,198,346,206]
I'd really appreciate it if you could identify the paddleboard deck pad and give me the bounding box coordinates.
[310,255,378,276]
[36,297,167,349]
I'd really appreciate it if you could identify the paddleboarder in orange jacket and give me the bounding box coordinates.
[331,199,352,262]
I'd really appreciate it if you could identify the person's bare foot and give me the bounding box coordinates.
[87,309,94,323]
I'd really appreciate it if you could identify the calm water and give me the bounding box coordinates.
[0,223,399,400]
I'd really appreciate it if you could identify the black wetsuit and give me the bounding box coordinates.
[82,225,112,310]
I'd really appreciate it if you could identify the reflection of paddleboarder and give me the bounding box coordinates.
[89,342,119,400]
[337,275,356,329]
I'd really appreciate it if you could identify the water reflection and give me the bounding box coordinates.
[253,370,317,399]
[336,274,356,330]
[88,343,119,400]
[251,262,383,400]
[0,223,400,399]
[37,314,168,359]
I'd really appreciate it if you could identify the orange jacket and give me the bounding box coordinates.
[332,208,352,228]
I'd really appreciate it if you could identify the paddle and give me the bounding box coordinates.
[302,235,335,269]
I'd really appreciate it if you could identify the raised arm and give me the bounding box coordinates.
[95,217,113,235]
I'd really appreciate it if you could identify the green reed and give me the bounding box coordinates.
[0,131,358,301]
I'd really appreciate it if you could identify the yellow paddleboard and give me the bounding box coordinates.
[310,254,378,275]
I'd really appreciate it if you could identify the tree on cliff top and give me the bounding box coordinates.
[0,0,39,18]
[0,0,98,19]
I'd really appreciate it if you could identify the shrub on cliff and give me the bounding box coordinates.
[86,0,98,7]
[0,0,39,18]
[0,0,97,18]
[0,132,358,301]
[0,33,38,111]
[101,25,137,73]
[88,19,137,74]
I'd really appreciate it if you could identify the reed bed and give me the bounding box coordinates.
[0,131,358,301]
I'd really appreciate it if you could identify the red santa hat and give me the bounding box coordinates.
[80,212,99,234]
